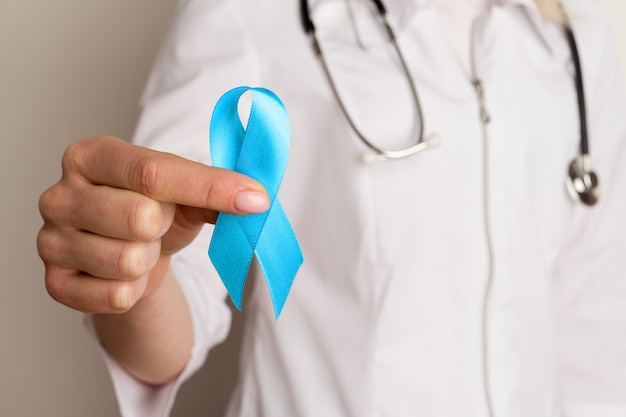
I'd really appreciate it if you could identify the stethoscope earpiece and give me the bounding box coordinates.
[566,156,599,206]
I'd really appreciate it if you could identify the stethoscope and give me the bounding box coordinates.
[300,0,600,206]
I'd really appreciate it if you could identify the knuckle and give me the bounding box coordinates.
[36,226,62,264]
[61,136,112,179]
[36,228,52,261]
[203,179,218,207]
[133,157,162,197]
[61,141,85,175]
[203,172,235,211]
[37,188,53,217]
[44,269,70,306]
[38,185,65,222]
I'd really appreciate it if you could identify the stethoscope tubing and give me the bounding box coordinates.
[301,0,598,204]
[301,0,431,160]
[563,25,589,158]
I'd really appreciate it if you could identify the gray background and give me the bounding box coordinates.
[1,1,624,416]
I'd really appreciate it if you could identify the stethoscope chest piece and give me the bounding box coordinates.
[566,156,599,206]
[561,20,600,207]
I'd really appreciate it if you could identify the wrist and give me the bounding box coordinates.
[93,257,194,385]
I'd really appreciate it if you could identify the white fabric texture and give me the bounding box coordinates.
[95,0,626,416]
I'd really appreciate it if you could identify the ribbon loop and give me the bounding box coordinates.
[208,87,303,318]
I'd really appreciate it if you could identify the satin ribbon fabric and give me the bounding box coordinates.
[208,87,303,319]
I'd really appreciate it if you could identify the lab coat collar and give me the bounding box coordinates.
[387,0,543,15]
[386,0,555,54]
[384,0,424,28]
[498,0,557,53]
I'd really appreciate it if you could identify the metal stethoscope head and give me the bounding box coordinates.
[562,17,599,205]
[301,0,599,205]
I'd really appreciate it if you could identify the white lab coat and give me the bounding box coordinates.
[97,0,626,416]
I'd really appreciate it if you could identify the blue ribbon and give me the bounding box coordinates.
[208,87,303,318]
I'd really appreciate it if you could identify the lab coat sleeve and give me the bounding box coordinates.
[88,0,261,416]
[84,231,231,417]
[553,3,626,416]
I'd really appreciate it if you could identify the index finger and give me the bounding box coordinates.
[63,136,269,214]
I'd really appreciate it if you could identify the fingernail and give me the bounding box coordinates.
[234,191,270,213]
[111,285,135,312]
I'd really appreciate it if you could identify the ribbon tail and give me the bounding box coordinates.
[254,200,303,318]
[208,213,256,309]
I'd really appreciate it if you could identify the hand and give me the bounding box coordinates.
[37,136,269,314]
